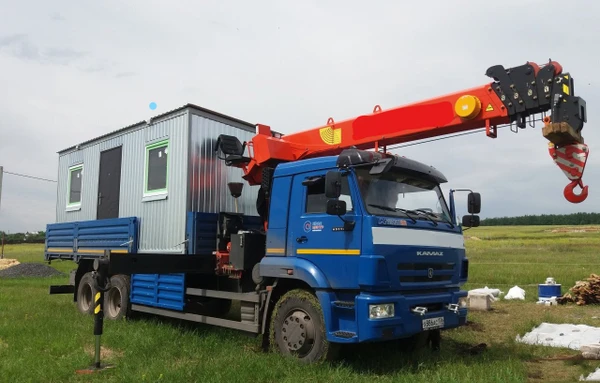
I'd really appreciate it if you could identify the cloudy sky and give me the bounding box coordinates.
[0,0,599,233]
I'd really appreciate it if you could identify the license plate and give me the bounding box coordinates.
[422,316,444,330]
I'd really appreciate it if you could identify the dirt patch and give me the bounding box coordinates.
[465,236,481,241]
[546,227,600,233]
[83,345,124,360]
[0,259,20,271]
[465,320,485,332]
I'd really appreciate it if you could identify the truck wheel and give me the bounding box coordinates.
[105,275,130,320]
[270,289,337,363]
[76,272,96,315]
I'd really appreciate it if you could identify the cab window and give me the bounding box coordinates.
[304,175,353,214]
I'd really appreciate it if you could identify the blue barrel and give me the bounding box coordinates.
[538,283,561,300]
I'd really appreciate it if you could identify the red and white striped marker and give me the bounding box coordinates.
[548,142,589,203]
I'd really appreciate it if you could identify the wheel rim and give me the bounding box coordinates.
[81,283,92,311]
[281,309,316,357]
[106,287,122,318]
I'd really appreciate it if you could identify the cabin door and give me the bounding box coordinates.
[97,146,122,220]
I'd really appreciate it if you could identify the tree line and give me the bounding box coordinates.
[480,212,600,226]
[0,231,46,244]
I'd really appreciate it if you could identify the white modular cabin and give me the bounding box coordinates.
[54,104,260,253]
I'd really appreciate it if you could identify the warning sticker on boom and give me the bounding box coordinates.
[485,104,494,112]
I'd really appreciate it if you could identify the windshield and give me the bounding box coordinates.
[354,168,452,223]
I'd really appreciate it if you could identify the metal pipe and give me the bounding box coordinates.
[92,255,109,369]
[94,335,101,368]
[93,286,104,368]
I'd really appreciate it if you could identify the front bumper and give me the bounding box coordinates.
[318,289,468,343]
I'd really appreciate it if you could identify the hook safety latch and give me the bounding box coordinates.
[564,179,588,204]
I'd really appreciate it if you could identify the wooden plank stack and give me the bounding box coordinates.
[557,274,600,305]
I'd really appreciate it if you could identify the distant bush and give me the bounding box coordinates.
[0,231,46,244]
[480,212,600,226]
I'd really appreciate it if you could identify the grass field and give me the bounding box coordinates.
[1,225,599,383]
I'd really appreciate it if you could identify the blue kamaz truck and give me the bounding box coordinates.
[46,136,477,364]
[45,60,585,362]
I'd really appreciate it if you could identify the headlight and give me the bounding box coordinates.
[458,297,468,308]
[369,304,395,319]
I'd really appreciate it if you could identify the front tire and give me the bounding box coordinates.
[104,274,130,320]
[270,289,338,363]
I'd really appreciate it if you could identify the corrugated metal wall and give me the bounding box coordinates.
[188,113,259,215]
[120,113,189,252]
[56,111,190,253]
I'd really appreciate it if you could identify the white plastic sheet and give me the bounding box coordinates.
[581,368,600,381]
[516,322,600,350]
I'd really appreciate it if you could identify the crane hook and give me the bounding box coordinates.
[564,179,588,204]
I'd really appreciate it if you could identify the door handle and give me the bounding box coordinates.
[296,236,308,244]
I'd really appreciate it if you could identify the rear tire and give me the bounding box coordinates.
[270,289,338,363]
[104,274,130,320]
[76,272,96,315]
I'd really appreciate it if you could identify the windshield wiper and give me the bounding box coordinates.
[393,208,419,224]
[368,204,417,223]
[416,209,455,228]
[412,209,438,226]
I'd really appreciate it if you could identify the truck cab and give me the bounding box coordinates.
[258,148,477,361]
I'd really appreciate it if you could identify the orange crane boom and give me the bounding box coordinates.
[216,60,589,203]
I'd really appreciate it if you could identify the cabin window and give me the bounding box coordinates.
[67,164,83,210]
[304,175,353,214]
[144,139,169,197]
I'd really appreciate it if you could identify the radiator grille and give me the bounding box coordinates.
[397,262,455,284]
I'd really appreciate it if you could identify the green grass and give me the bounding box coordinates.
[1,227,600,383]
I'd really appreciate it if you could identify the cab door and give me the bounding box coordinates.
[287,170,362,289]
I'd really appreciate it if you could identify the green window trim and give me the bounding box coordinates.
[66,164,83,208]
[144,139,169,196]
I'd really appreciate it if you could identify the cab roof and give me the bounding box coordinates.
[273,149,447,184]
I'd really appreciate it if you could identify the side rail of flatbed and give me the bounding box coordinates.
[44,217,139,263]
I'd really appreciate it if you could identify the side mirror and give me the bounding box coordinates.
[325,171,342,198]
[462,215,480,228]
[326,199,347,216]
[468,192,481,214]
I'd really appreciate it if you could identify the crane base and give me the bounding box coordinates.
[543,122,584,146]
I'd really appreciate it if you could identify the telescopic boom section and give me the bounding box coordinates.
[216,60,589,203]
